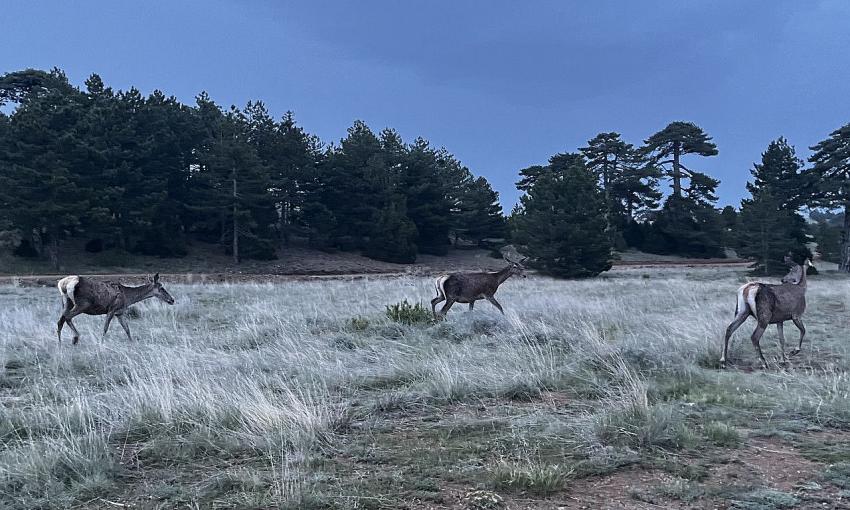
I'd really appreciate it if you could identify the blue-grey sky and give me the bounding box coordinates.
[3,1,849,210]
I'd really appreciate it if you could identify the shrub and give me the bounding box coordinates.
[346,316,370,332]
[490,459,571,495]
[385,300,432,325]
[462,489,504,510]
[703,421,740,447]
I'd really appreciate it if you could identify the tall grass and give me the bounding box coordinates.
[0,266,847,506]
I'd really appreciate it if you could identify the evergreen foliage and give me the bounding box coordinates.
[810,123,850,271]
[737,138,810,275]
[0,68,504,266]
[512,153,612,278]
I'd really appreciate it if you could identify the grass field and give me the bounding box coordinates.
[2,266,850,509]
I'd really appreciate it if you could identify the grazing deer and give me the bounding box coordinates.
[56,273,175,345]
[720,259,812,369]
[430,258,528,319]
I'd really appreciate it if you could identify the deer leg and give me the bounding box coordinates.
[720,312,749,368]
[486,296,505,315]
[65,318,81,345]
[57,315,66,343]
[439,299,456,319]
[117,314,133,342]
[431,296,445,319]
[790,318,806,356]
[102,312,115,341]
[751,323,769,369]
[776,322,787,363]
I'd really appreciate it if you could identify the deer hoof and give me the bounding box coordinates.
[72,336,80,345]
[719,360,726,369]
[789,348,801,357]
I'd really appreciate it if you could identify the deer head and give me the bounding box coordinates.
[149,273,175,305]
[505,256,529,278]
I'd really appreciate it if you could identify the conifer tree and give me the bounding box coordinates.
[513,154,612,277]
[738,138,810,274]
[810,123,850,271]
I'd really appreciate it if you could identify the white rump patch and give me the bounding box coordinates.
[736,283,759,318]
[434,275,450,298]
[58,275,80,307]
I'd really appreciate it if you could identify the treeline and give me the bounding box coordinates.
[0,69,505,267]
[510,121,850,276]
[4,69,850,278]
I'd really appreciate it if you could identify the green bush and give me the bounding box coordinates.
[385,300,433,325]
[346,316,370,332]
[703,421,740,447]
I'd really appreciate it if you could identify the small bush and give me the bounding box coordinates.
[823,462,850,489]
[595,403,697,451]
[490,459,571,495]
[125,307,142,320]
[462,489,505,509]
[346,316,370,332]
[385,300,432,325]
[703,421,740,447]
[730,488,799,509]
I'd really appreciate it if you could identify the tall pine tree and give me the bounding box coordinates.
[810,123,850,271]
[513,153,612,277]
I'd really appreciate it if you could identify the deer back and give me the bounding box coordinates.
[444,272,500,300]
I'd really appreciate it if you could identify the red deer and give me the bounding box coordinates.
[430,258,527,319]
[56,273,175,344]
[720,259,812,369]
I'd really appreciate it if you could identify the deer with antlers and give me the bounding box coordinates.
[56,273,175,345]
[430,257,528,319]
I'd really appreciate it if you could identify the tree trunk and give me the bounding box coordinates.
[232,172,239,265]
[46,236,60,271]
[672,142,682,198]
[841,202,850,272]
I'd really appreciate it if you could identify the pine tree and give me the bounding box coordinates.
[189,96,276,262]
[738,191,806,275]
[643,121,719,198]
[812,212,842,263]
[810,123,850,271]
[738,138,811,274]
[641,121,723,257]
[401,138,451,255]
[0,70,88,267]
[513,154,612,278]
[580,132,661,247]
[318,121,386,250]
[364,195,418,263]
[454,176,506,245]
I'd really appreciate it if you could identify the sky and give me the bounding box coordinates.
[3,1,850,210]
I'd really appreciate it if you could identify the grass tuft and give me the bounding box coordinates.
[490,458,573,495]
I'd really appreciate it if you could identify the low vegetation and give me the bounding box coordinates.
[1,265,850,508]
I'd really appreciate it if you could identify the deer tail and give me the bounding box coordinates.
[58,275,79,308]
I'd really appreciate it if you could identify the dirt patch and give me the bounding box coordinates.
[707,437,822,491]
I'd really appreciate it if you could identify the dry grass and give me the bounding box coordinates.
[0,265,849,508]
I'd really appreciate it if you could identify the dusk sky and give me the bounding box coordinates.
[3,1,849,210]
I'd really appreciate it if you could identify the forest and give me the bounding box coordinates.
[1,68,850,277]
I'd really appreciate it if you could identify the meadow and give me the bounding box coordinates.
[2,266,850,509]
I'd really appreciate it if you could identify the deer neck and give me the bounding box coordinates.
[798,265,808,289]
[121,283,155,306]
[495,266,514,285]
